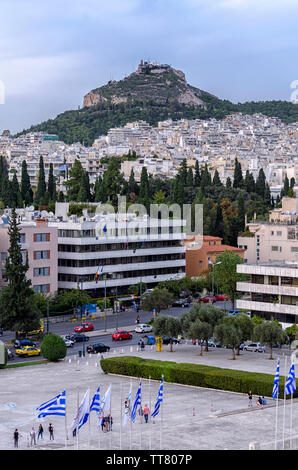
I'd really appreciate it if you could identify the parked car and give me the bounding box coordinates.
[87,343,110,354]
[228,310,241,316]
[208,338,222,348]
[69,333,89,343]
[213,294,228,302]
[6,348,14,359]
[74,322,94,333]
[199,296,215,304]
[172,299,190,308]
[15,346,41,357]
[162,336,180,345]
[63,338,74,348]
[112,330,133,341]
[142,335,156,345]
[243,342,265,353]
[135,323,153,333]
[14,339,36,349]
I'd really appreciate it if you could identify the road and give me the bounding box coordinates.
[3,300,232,364]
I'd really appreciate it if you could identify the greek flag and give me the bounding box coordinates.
[272,360,280,400]
[152,377,164,418]
[36,391,66,418]
[78,389,90,430]
[123,383,132,427]
[285,362,296,396]
[131,380,142,423]
[90,387,101,414]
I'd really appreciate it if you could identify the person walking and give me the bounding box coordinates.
[138,405,144,423]
[13,429,19,448]
[248,390,253,407]
[143,404,150,423]
[48,423,54,440]
[136,315,140,324]
[140,339,145,351]
[101,417,105,432]
[37,424,43,440]
[110,415,113,431]
[30,427,36,446]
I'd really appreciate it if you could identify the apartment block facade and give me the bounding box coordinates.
[236,262,298,327]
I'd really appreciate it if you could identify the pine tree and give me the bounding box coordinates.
[35,156,46,205]
[0,209,41,336]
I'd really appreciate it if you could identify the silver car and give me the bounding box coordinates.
[243,342,265,353]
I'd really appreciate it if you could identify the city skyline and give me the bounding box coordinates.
[1,0,298,133]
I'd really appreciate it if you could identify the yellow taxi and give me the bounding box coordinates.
[15,346,41,357]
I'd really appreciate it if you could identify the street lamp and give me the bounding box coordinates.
[208,260,221,300]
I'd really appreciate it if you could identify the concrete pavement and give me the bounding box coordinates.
[0,341,296,451]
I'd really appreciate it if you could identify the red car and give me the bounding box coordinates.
[213,294,228,302]
[200,296,214,303]
[74,322,94,333]
[112,330,133,341]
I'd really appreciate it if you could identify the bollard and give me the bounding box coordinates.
[193,407,195,416]
[68,358,72,364]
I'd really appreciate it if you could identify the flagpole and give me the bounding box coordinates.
[65,393,68,449]
[160,374,164,450]
[274,358,279,451]
[120,382,123,451]
[109,384,112,450]
[282,355,287,450]
[290,390,293,449]
[88,392,91,450]
[130,379,133,450]
[149,376,152,451]
[77,388,79,451]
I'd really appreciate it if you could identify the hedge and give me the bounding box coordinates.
[100,356,293,399]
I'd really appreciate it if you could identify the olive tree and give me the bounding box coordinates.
[253,320,287,360]
[152,315,182,352]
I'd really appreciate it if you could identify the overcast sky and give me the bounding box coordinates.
[1,0,298,133]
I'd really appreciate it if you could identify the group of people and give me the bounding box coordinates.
[248,390,267,409]
[138,338,145,351]
[13,423,54,448]
[137,404,150,423]
[100,414,113,432]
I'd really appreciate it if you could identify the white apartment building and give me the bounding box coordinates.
[236,262,298,327]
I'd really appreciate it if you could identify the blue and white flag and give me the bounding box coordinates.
[285,362,296,396]
[123,383,132,427]
[90,387,101,414]
[36,391,66,418]
[131,380,142,423]
[272,360,280,400]
[152,377,164,418]
[78,389,90,430]
[101,385,111,415]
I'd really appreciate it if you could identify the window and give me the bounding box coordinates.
[277,231,282,236]
[291,247,298,252]
[34,250,50,260]
[19,233,25,243]
[34,233,50,242]
[271,246,279,252]
[34,267,50,277]
[199,261,203,268]
[33,284,50,294]
[1,252,7,263]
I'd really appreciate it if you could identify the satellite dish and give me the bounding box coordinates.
[291,340,298,350]
[28,205,35,211]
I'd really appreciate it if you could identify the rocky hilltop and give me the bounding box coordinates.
[15,61,298,146]
[83,60,208,109]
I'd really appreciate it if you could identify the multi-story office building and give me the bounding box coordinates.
[51,205,186,296]
[236,262,298,327]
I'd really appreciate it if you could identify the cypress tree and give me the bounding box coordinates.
[237,193,245,232]
[139,167,150,210]
[233,158,243,188]
[47,163,57,202]
[11,172,23,208]
[212,169,222,186]
[194,160,201,187]
[35,156,46,205]
[21,160,33,204]
[226,177,232,189]
[127,168,139,196]
[255,168,266,199]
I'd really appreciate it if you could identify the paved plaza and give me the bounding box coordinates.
[0,342,297,451]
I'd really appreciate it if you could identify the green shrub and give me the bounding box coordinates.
[41,333,67,361]
[100,356,290,399]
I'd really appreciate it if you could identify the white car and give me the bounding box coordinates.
[243,342,265,353]
[135,323,153,333]
[63,337,74,348]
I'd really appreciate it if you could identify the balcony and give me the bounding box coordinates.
[236,299,298,316]
[237,281,298,297]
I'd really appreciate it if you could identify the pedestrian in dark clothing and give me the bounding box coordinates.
[37,424,43,440]
[101,417,105,432]
[110,416,113,431]
[136,315,140,324]
[13,429,19,448]
[48,423,54,440]
[248,390,253,407]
